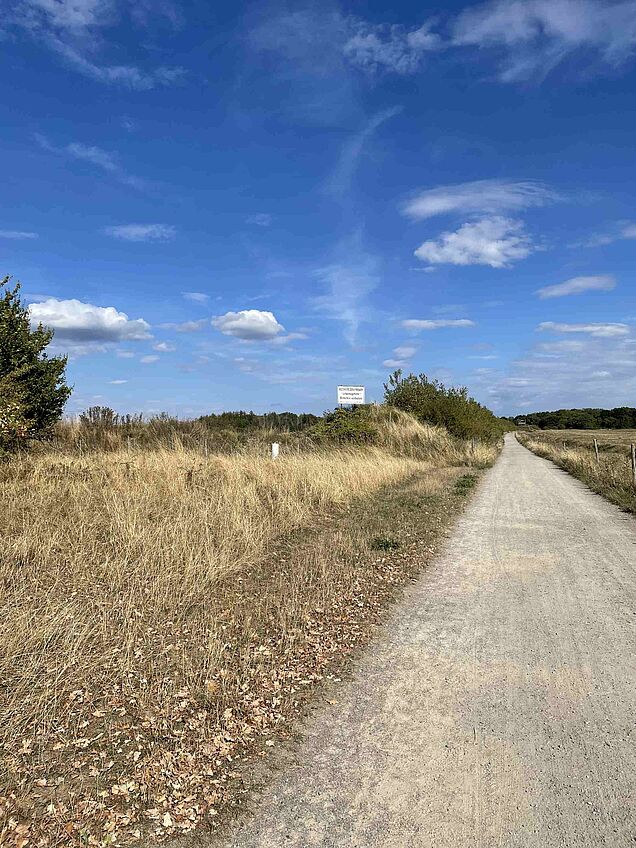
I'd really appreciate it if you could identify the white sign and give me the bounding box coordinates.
[271,442,280,459]
[337,385,365,405]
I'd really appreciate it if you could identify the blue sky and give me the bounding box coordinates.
[2,0,636,417]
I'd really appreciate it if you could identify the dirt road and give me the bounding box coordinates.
[222,435,636,847]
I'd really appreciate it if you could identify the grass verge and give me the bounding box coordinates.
[1,424,496,846]
[516,432,636,514]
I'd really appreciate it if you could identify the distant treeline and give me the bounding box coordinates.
[515,408,636,430]
[197,410,320,431]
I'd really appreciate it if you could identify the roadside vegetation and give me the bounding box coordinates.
[517,430,636,514]
[1,277,507,845]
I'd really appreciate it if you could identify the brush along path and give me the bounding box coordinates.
[220,434,636,848]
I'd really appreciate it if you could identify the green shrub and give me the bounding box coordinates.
[306,406,377,445]
[383,370,508,441]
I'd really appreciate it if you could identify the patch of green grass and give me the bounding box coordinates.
[454,473,478,495]
[370,536,401,551]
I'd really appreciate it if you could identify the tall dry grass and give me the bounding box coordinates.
[517,432,636,514]
[1,415,500,842]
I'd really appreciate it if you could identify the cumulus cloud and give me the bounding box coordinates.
[536,275,616,299]
[402,319,475,331]
[414,217,533,268]
[538,321,630,338]
[402,179,559,220]
[153,341,176,352]
[29,298,151,352]
[104,224,176,242]
[0,230,38,239]
[451,0,636,82]
[212,309,285,341]
[140,354,159,364]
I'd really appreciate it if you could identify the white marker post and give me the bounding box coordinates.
[271,442,280,460]
[337,385,366,406]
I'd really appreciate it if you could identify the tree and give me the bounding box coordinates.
[0,276,71,448]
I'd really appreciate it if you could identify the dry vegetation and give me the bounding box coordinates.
[517,430,636,514]
[1,410,499,846]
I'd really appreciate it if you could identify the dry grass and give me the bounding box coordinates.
[1,415,500,845]
[517,431,636,514]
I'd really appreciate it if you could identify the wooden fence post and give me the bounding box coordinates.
[631,444,636,489]
[594,438,599,464]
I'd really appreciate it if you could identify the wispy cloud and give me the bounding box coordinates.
[11,0,184,89]
[245,213,272,227]
[36,134,145,189]
[181,292,210,303]
[451,0,636,82]
[343,20,442,74]
[159,318,208,333]
[104,224,176,242]
[0,230,38,239]
[538,321,630,338]
[536,275,616,299]
[579,220,636,247]
[402,179,559,220]
[414,216,534,268]
[327,106,402,198]
[314,241,380,346]
[402,318,476,331]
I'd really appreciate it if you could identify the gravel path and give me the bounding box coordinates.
[221,434,636,847]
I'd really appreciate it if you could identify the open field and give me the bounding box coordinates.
[0,410,498,845]
[517,430,636,514]
[529,428,636,451]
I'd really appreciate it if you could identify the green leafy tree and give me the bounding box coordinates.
[0,276,71,449]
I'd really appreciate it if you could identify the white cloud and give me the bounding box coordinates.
[181,291,209,303]
[104,224,176,242]
[451,0,636,82]
[414,216,533,267]
[29,298,151,343]
[402,319,476,331]
[140,355,159,364]
[245,213,272,226]
[402,179,559,220]
[36,134,144,189]
[581,220,636,247]
[269,332,309,347]
[153,341,176,352]
[382,344,417,369]
[343,21,441,74]
[12,0,184,89]
[538,321,630,338]
[394,345,417,358]
[536,274,616,299]
[109,379,127,384]
[327,106,402,198]
[314,247,379,346]
[0,230,38,239]
[160,318,208,333]
[212,309,285,341]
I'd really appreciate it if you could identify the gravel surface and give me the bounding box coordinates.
[220,435,636,847]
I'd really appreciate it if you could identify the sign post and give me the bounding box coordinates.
[337,385,365,406]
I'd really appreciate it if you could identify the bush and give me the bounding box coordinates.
[383,370,508,441]
[0,390,29,455]
[307,406,378,444]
